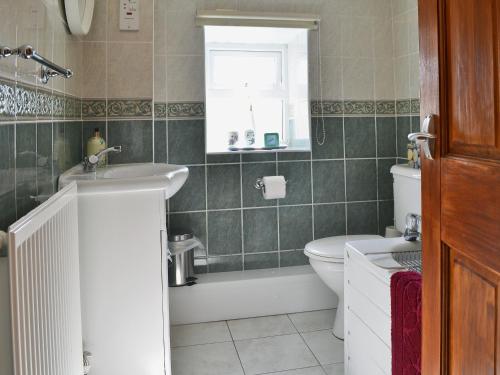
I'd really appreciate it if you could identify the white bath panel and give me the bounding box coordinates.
[169,265,337,325]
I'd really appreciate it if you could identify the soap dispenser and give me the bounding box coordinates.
[86,128,107,166]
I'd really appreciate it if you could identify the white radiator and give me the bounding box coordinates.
[8,182,83,375]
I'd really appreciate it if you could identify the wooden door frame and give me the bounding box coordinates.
[419,0,446,373]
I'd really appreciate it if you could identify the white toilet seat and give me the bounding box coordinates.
[303,250,344,263]
[304,235,382,262]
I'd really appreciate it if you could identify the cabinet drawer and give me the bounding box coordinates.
[346,309,391,375]
[346,283,391,346]
[345,253,391,315]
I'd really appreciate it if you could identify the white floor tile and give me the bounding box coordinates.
[301,330,344,365]
[235,333,318,375]
[228,314,297,340]
[171,341,244,375]
[262,366,327,374]
[288,310,335,332]
[322,363,344,375]
[170,321,232,347]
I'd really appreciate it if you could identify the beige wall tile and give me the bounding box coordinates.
[310,56,343,100]
[391,0,416,17]
[311,13,342,58]
[394,55,410,99]
[154,0,167,56]
[237,0,320,13]
[318,0,353,17]
[0,0,17,80]
[36,4,53,61]
[342,57,374,100]
[409,52,420,98]
[352,0,391,18]
[107,42,153,98]
[65,40,83,98]
[167,0,237,13]
[373,17,393,59]
[393,13,409,58]
[52,28,67,93]
[16,0,42,86]
[107,0,153,42]
[341,16,373,59]
[166,55,205,101]
[82,42,107,99]
[202,0,238,11]
[83,0,108,42]
[374,58,395,99]
[154,55,167,103]
[408,8,419,54]
[166,10,204,56]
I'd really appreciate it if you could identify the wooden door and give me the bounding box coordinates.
[419,0,500,374]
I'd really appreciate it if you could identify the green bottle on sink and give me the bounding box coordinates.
[86,128,107,167]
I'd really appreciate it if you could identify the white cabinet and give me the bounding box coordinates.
[78,189,170,375]
[344,238,406,375]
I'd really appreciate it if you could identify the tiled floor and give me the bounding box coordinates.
[170,309,344,375]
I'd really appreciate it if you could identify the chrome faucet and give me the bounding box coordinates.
[404,213,421,241]
[83,146,122,172]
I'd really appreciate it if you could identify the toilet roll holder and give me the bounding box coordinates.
[254,177,288,192]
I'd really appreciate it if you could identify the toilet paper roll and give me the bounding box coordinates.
[262,176,286,200]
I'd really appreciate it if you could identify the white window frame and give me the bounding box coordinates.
[205,42,290,142]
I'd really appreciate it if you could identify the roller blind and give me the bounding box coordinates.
[196,10,320,30]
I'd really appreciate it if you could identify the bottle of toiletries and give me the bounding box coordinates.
[87,128,106,166]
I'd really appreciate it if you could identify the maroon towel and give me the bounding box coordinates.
[391,271,422,375]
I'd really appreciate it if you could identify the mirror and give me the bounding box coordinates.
[64,0,95,35]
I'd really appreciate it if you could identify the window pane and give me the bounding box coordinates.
[211,51,281,89]
[206,98,283,152]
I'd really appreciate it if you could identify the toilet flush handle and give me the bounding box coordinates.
[408,114,436,160]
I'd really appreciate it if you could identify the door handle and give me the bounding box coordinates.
[408,114,436,160]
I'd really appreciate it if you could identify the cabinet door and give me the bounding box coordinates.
[79,190,170,375]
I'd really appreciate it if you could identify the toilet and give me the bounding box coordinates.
[304,164,421,339]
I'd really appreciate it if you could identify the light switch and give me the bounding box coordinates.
[120,0,140,31]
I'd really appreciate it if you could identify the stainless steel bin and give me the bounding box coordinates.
[168,231,197,287]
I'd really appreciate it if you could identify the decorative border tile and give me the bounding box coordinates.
[1,79,420,122]
[154,102,167,118]
[15,83,38,119]
[311,100,343,116]
[410,98,420,114]
[0,79,17,119]
[375,100,396,115]
[0,78,81,121]
[107,99,152,118]
[167,102,205,119]
[396,99,412,115]
[82,99,107,118]
[65,96,82,119]
[343,100,375,115]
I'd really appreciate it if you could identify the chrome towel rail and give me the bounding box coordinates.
[0,46,12,58]
[1,44,73,84]
[15,44,73,83]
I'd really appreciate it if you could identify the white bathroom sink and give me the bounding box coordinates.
[58,163,189,198]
